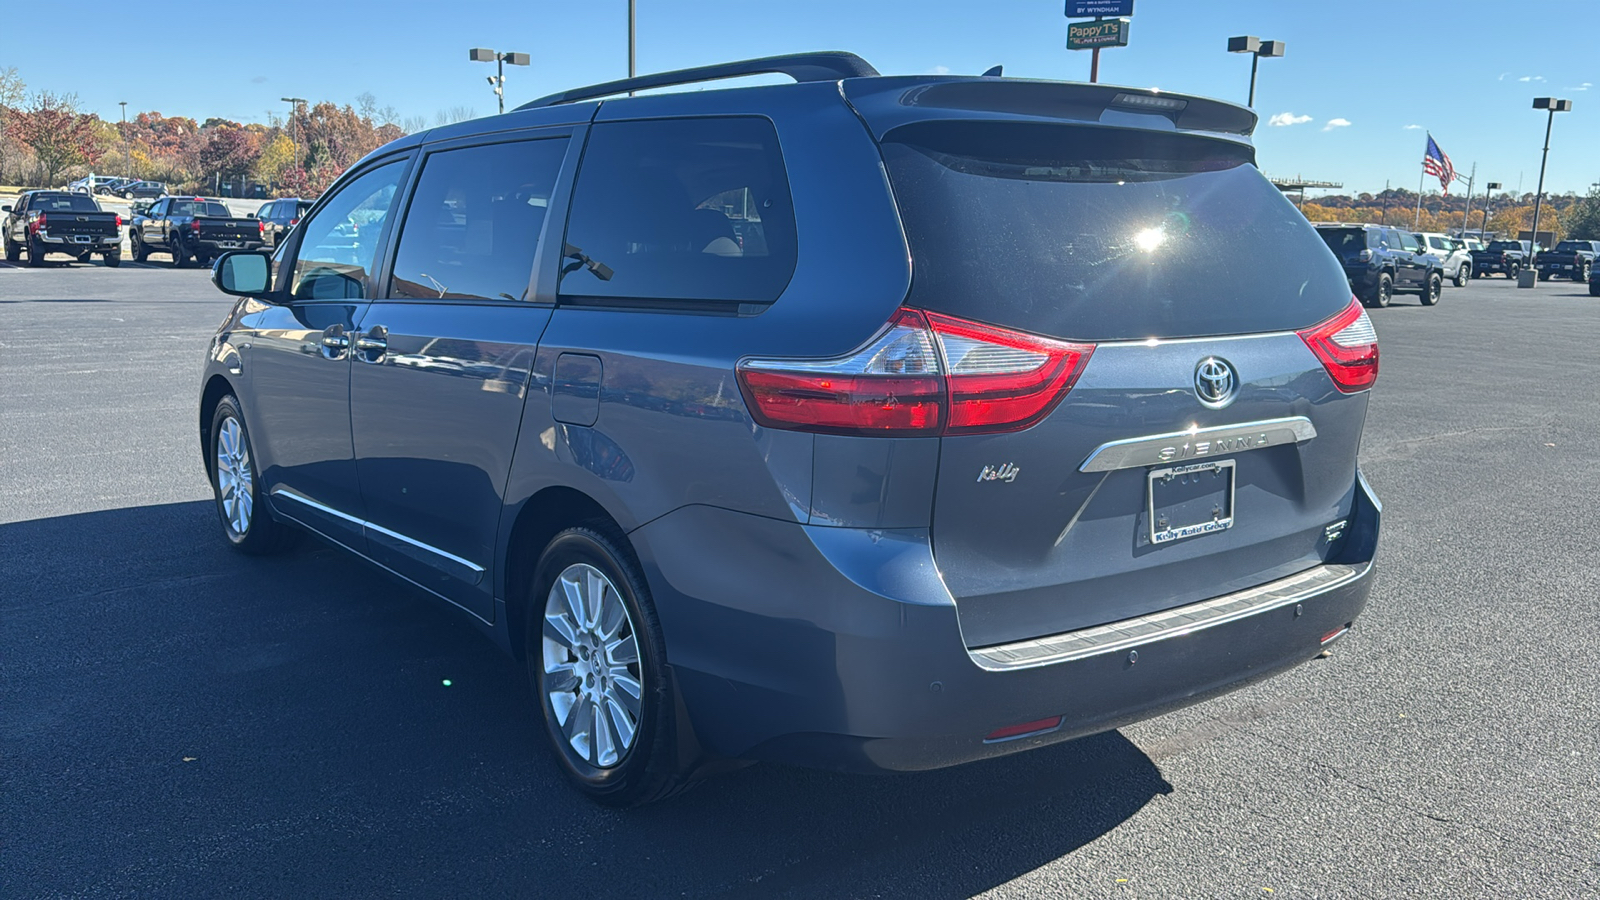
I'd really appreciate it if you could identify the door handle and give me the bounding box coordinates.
[319,324,349,360]
[354,325,388,363]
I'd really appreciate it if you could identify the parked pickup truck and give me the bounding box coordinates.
[2,190,123,267]
[129,196,264,267]
[1535,240,1599,282]
[1470,240,1533,278]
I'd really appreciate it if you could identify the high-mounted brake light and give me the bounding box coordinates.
[1298,297,1379,393]
[737,309,1095,437]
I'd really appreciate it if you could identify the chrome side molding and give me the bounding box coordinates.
[270,487,485,585]
[969,562,1366,671]
[1078,416,1317,473]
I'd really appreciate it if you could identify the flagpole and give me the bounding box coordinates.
[1460,162,1476,236]
[1414,133,1428,229]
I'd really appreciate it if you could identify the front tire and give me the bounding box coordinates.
[1421,272,1442,306]
[131,231,149,263]
[529,526,690,807]
[209,395,296,555]
[4,237,20,262]
[1454,264,1469,287]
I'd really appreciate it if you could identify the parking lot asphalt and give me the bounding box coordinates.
[2,266,1597,899]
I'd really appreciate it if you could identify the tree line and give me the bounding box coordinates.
[0,67,475,199]
[1297,186,1600,243]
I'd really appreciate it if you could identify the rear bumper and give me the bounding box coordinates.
[36,233,119,248]
[633,470,1381,773]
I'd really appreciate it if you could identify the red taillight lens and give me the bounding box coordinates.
[114,214,122,227]
[191,220,201,233]
[289,217,299,226]
[737,309,1094,437]
[1298,297,1379,393]
[738,309,945,436]
[926,312,1094,435]
[30,213,45,233]
[258,220,265,237]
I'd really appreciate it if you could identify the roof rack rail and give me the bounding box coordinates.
[517,51,879,110]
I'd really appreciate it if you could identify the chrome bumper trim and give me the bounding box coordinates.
[1078,416,1317,473]
[968,561,1366,672]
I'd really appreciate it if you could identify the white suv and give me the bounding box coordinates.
[1416,232,1473,286]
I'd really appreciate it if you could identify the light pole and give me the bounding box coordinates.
[118,101,128,177]
[1528,97,1572,264]
[281,97,306,175]
[470,48,530,115]
[1481,181,1502,237]
[628,0,636,80]
[1227,36,1285,107]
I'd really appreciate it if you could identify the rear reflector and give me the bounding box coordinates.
[1320,624,1351,645]
[1298,298,1378,393]
[737,309,1093,437]
[984,716,1063,742]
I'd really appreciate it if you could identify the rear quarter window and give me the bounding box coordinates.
[880,121,1351,341]
[559,116,797,308]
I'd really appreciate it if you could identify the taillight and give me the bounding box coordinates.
[114,214,122,227]
[1356,249,1371,262]
[258,219,265,237]
[736,309,1094,436]
[289,217,299,226]
[191,220,201,233]
[1298,298,1379,394]
[29,213,45,234]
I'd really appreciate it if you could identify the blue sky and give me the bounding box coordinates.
[8,0,1597,196]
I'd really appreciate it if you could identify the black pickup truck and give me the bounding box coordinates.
[1470,240,1533,278]
[2,191,123,267]
[1535,239,1599,281]
[129,196,265,268]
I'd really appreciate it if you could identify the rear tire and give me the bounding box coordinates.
[1506,262,1520,278]
[1537,269,1549,281]
[171,237,190,268]
[1421,272,1442,306]
[104,251,122,268]
[1576,263,1590,282]
[1590,282,1600,297]
[209,395,297,555]
[1454,264,1469,287]
[1367,272,1392,308]
[26,238,45,267]
[529,526,692,807]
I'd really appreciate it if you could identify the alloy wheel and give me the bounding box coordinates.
[542,563,643,769]
[214,415,253,535]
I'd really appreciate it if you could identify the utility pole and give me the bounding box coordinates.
[1481,182,1501,237]
[470,48,530,115]
[1459,162,1475,236]
[118,101,128,177]
[281,97,306,174]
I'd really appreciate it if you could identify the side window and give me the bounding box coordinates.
[1368,229,1385,249]
[1396,232,1420,252]
[150,199,166,216]
[387,138,568,302]
[289,160,406,301]
[560,116,798,305]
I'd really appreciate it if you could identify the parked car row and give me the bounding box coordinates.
[66,177,170,199]
[2,190,310,267]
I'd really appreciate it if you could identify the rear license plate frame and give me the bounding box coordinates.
[1147,459,1235,545]
[218,240,240,249]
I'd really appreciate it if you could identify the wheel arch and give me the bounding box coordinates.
[198,374,237,480]
[501,486,630,662]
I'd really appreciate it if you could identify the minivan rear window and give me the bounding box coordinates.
[880,122,1351,341]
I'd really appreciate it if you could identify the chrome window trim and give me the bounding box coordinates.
[1078,416,1317,473]
[969,561,1367,672]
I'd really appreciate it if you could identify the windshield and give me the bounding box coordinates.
[1554,241,1586,252]
[1487,241,1522,251]
[33,194,102,213]
[880,121,1349,341]
[1317,228,1367,256]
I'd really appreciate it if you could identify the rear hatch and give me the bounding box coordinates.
[1316,226,1369,269]
[195,216,261,243]
[858,85,1370,648]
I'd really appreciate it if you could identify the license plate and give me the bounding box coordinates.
[1147,460,1235,545]
[219,240,240,249]
[73,235,91,244]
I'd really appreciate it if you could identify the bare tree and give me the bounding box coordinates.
[355,91,378,123]
[377,105,401,128]
[399,115,429,135]
[434,106,478,126]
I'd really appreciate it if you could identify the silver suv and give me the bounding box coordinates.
[1416,232,1473,286]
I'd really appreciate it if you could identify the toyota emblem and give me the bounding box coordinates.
[1194,357,1238,408]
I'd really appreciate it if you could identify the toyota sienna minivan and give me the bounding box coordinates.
[201,52,1382,806]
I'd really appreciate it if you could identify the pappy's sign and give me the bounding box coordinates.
[1067,18,1130,49]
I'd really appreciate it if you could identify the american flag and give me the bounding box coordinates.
[1422,134,1456,195]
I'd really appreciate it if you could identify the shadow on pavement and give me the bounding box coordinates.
[1,501,1171,899]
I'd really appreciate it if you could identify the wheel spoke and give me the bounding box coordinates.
[583,569,607,631]
[565,695,594,763]
[544,610,579,646]
[610,672,643,705]
[593,701,618,767]
[604,635,638,667]
[543,660,580,694]
[560,575,586,630]
[598,591,627,641]
[604,690,638,749]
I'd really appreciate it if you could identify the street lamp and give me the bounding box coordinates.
[1227,36,1285,107]
[281,97,306,174]
[470,48,530,115]
[1528,97,1572,266]
[1481,181,1502,238]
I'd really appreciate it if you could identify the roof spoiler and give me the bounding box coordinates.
[518,51,878,110]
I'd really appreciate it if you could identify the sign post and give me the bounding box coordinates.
[1066,0,1134,84]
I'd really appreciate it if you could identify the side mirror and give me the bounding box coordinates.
[1,205,10,213]
[212,251,274,297]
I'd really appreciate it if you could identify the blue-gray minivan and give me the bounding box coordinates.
[202,53,1382,806]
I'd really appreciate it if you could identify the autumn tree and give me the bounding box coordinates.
[252,132,295,184]
[198,124,262,188]
[0,67,25,183]
[13,92,105,185]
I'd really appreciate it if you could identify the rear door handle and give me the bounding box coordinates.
[354,325,388,363]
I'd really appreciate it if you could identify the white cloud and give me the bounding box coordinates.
[1403,124,1423,130]
[930,65,950,75]
[1517,75,1547,83]
[1323,118,1351,132]
[1569,82,1593,91]
[1268,112,1312,127]
[1498,72,1510,81]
